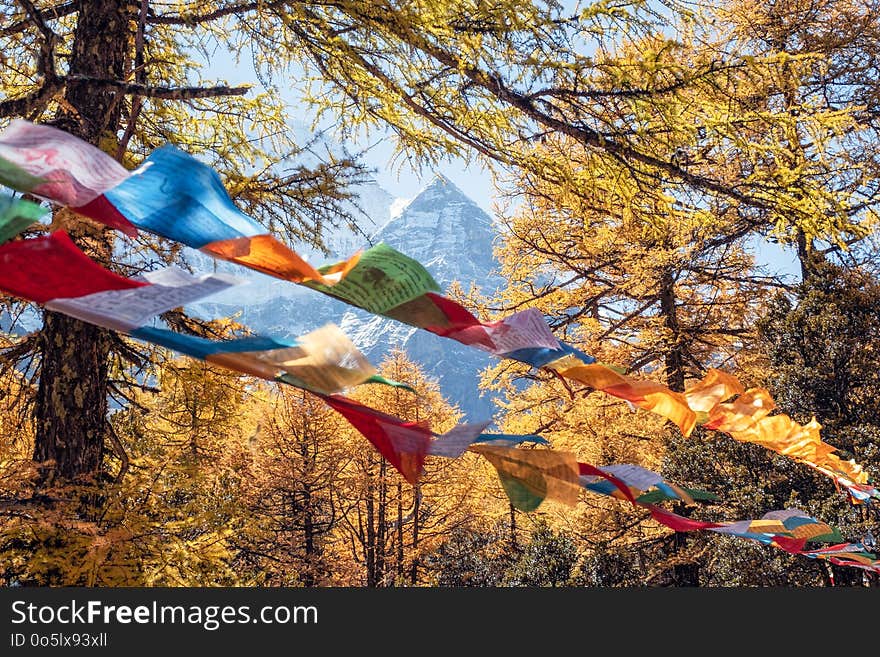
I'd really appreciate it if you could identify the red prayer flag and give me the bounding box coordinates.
[578,462,638,505]
[423,292,495,349]
[74,195,139,238]
[322,394,430,485]
[771,536,809,554]
[0,231,146,304]
[648,504,722,532]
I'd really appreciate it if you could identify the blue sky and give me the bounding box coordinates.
[210,49,498,214]
[208,33,801,283]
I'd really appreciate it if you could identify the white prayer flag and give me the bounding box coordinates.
[475,308,559,355]
[46,266,241,331]
[429,421,492,458]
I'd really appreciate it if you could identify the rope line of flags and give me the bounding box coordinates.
[0,120,877,574]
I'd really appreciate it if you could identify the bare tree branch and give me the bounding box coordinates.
[324,9,784,215]
[0,81,64,118]
[290,10,518,167]
[146,0,288,25]
[106,422,130,483]
[0,334,38,376]
[17,0,59,78]
[0,0,65,119]
[0,1,76,38]
[65,75,252,99]
[117,0,150,160]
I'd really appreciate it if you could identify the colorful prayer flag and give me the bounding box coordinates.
[322,394,433,485]
[471,444,581,511]
[46,266,241,332]
[0,231,146,304]
[0,121,134,234]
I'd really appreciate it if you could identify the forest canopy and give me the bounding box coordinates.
[0,0,878,586]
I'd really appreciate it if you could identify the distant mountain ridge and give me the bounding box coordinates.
[338,175,503,420]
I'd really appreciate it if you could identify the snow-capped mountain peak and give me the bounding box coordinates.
[187,173,502,419]
[373,174,496,289]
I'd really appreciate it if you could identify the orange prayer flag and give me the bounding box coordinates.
[684,368,744,413]
[552,361,697,436]
[706,392,873,492]
[703,388,776,434]
[201,234,359,286]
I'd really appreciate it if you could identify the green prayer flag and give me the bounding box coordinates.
[0,194,46,244]
[304,243,440,315]
[365,374,417,392]
[635,487,719,504]
[498,471,546,512]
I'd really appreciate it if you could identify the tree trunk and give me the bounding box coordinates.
[302,486,316,587]
[410,485,420,585]
[34,312,112,481]
[376,459,387,586]
[795,228,825,282]
[658,268,686,393]
[33,0,131,481]
[509,502,517,551]
[365,470,376,587]
[297,422,317,587]
[658,267,699,587]
[396,481,404,584]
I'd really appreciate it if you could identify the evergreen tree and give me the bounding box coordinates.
[662,261,880,586]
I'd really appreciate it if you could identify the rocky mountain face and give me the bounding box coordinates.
[189,175,503,420]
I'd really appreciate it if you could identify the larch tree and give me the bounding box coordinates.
[237,388,351,586]
[3,0,880,589]
[0,346,264,585]
[334,348,493,587]
[475,3,880,584]
[659,260,880,587]
[655,0,880,586]
[0,0,366,485]
[715,0,880,276]
[3,0,875,482]
[101,352,264,586]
